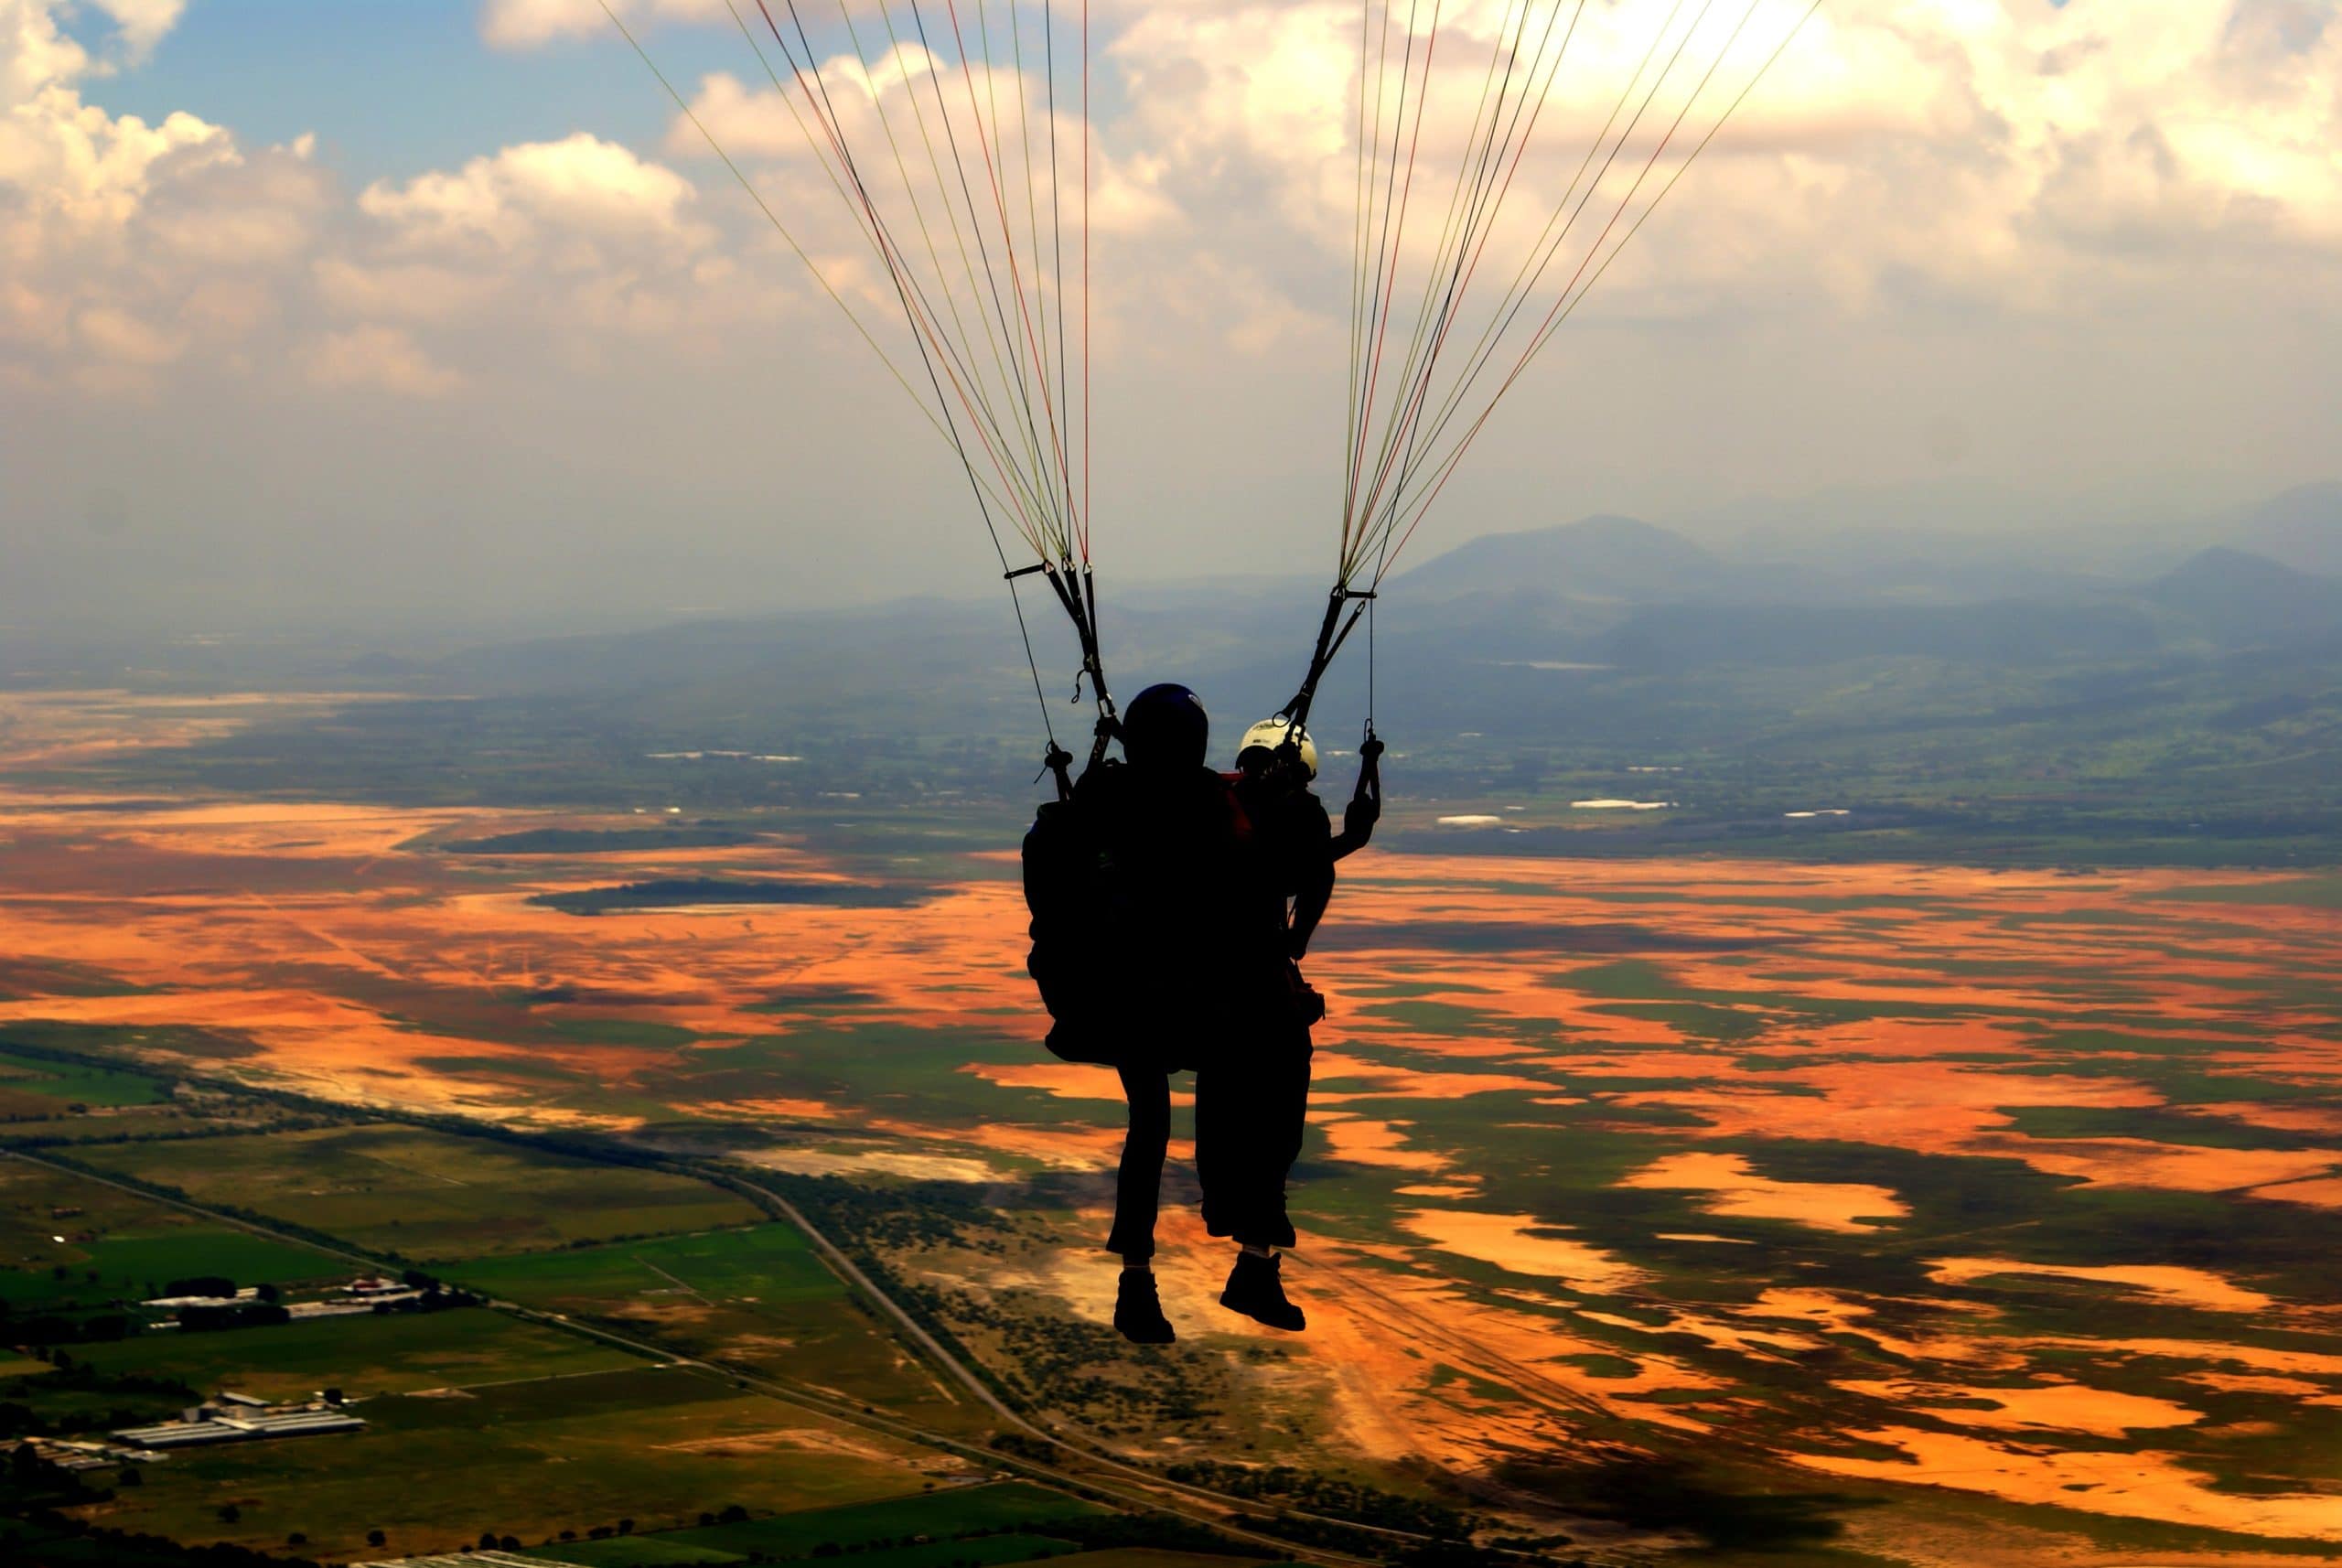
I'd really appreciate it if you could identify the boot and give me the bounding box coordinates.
[1113,1269,1176,1345]
[1220,1250,1305,1332]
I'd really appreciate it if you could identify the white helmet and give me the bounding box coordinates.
[1238,716,1318,779]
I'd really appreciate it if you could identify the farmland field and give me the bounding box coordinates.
[79,1362,959,1560]
[1,691,2338,1564]
[72,1302,641,1399]
[71,1124,762,1261]
[530,1481,1106,1567]
[0,1156,346,1307]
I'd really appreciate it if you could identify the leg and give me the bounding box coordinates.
[1209,1027,1315,1333]
[1193,1049,1251,1240]
[1230,1027,1311,1250]
[1104,1064,1171,1262]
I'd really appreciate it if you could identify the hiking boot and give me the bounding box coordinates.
[1114,1270,1176,1345]
[1220,1251,1305,1332]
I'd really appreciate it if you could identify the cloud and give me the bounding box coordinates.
[5,0,2342,622]
[360,131,702,251]
[300,324,464,397]
[480,0,730,50]
[76,302,182,364]
[89,0,185,60]
[0,0,332,392]
[3,0,722,397]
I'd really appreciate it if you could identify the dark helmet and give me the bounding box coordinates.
[1121,683,1209,772]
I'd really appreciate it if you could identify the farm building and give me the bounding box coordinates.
[112,1407,364,1448]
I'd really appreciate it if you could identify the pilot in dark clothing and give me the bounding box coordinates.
[1197,719,1380,1331]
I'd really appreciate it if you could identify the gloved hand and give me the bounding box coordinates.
[1286,961,1327,1026]
[1346,732,1386,843]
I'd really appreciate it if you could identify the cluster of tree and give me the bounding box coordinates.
[1035,1511,1276,1558]
[2,1104,342,1151]
[161,1275,244,1299]
[986,1433,1061,1465]
[1165,1460,1485,1541]
[177,1301,290,1332]
[766,1172,1021,1253]
[0,1500,320,1568]
[0,1299,136,1346]
[0,1364,196,1438]
[373,1287,479,1316]
[9,1440,81,1492]
[945,1284,1225,1430]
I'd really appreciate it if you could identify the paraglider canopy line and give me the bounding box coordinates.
[1289,0,1819,714]
[600,0,1102,769]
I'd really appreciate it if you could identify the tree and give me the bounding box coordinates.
[255,1283,281,1304]
[219,1503,242,1524]
[120,1466,143,1487]
[287,1532,307,1546]
[618,1518,636,1534]
[367,1530,387,1547]
[479,1530,500,1549]
[500,1536,521,1552]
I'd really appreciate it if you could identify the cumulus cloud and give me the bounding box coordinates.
[1,2,731,397]
[301,324,464,397]
[0,0,331,392]
[5,0,2340,618]
[360,131,702,250]
[89,0,185,60]
[1102,0,2342,330]
[480,0,730,50]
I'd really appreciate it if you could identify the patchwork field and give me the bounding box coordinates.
[2,691,2339,1563]
[71,1123,761,1262]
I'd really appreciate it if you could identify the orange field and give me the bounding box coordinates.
[3,689,2338,1559]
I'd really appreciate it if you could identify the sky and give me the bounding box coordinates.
[3,0,2338,632]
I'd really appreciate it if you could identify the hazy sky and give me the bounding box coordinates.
[4,0,2337,628]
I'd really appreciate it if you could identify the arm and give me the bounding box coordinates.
[1329,734,1384,861]
[1289,855,1335,960]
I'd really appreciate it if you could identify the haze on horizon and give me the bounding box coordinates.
[3,0,2338,635]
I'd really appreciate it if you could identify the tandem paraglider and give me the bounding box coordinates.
[597,0,1818,1338]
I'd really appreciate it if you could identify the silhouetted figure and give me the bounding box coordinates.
[1023,692,1383,1343]
[1199,720,1381,1332]
[1025,683,1276,1343]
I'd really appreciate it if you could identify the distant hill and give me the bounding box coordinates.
[2239,482,2342,575]
[1599,598,2161,671]
[2145,546,2342,647]
[1394,514,1721,601]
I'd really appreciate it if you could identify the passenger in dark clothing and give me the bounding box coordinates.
[1198,720,1381,1332]
[1026,689,1379,1343]
[1061,683,1282,1344]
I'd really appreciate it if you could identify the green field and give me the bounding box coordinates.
[0,1157,344,1308]
[0,1047,167,1110]
[73,1368,951,1561]
[450,1224,838,1309]
[447,1221,971,1432]
[529,1482,1105,1567]
[74,1300,639,1400]
[72,1124,761,1260]
[532,1530,1078,1568]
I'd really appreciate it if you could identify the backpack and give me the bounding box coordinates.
[1022,794,1119,1065]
